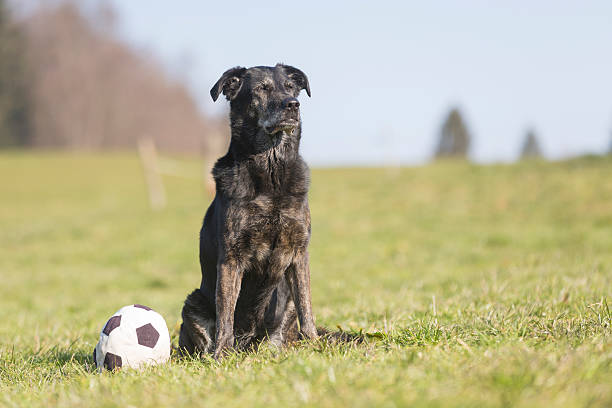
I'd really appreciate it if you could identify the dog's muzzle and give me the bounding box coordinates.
[266,119,299,135]
[262,97,301,135]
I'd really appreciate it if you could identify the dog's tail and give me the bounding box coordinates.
[316,326,365,344]
[285,321,364,345]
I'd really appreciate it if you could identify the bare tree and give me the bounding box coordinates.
[520,129,543,159]
[0,0,31,147]
[434,107,471,159]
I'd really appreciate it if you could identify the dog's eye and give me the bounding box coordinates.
[285,81,294,89]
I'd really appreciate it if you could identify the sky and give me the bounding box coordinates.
[106,0,612,166]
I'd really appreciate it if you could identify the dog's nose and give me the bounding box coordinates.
[282,98,300,110]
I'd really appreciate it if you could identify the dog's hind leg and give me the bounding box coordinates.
[267,298,297,347]
[178,289,216,356]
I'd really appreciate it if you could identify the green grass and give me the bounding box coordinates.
[0,151,610,407]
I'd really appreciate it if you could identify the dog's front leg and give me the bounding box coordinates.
[213,261,242,359]
[286,250,318,340]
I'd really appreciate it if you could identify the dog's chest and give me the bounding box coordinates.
[225,194,310,268]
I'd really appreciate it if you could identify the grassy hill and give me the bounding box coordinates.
[0,152,610,407]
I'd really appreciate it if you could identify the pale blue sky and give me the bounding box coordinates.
[107,0,612,165]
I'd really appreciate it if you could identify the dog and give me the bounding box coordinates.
[179,63,320,359]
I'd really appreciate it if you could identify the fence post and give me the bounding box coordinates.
[138,138,166,210]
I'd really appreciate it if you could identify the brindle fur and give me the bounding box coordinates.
[179,64,322,359]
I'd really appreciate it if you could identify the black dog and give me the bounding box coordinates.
[179,64,319,359]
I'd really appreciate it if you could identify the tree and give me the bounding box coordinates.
[434,108,471,159]
[520,129,543,159]
[0,0,31,147]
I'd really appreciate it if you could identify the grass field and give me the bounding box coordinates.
[0,152,611,407]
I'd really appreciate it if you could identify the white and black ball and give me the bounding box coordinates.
[93,304,171,371]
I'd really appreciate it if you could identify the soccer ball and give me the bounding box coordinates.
[93,304,171,371]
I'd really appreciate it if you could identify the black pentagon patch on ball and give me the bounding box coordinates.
[103,352,122,370]
[136,323,160,348]
[93,348,97,365]
[102,315,121,335]
[134,304,152,311]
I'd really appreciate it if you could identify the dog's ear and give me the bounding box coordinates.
[210,66,247,102]
[281,65,311,97]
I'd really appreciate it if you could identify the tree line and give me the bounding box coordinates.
[0,0,226,155]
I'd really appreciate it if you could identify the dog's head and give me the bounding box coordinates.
[211,64,310,138]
